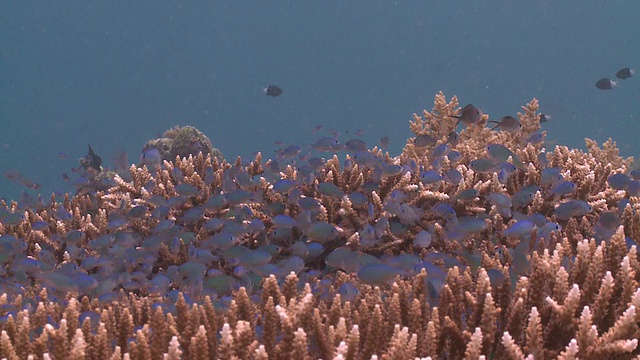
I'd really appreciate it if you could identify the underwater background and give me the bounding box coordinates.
[1,1,638,201]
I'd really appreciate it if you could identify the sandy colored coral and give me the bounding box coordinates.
[1,93,640,359]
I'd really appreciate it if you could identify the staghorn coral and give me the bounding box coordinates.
[1,93,640,359]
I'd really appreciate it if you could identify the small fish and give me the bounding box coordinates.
[452,104,483,126]
[511,186,538,209]
[306,222,341,243]
[140,146,162,169]
[84,144,102,171]
[487,144,524,169]
[317,182,344,198]
[431,203,457,220]
[413,134,437,148]
[469,158,495,173]
[487,192,512,209]
[554,200,592,220]
[443,168,463,184]
[539,113,552,123]
[456,216,489,233]
[345,139,367,152]
[432,144,450,158]
[541,167,564,186]
[413,230,432,248]
[456,189,479,201]
[488,116,521,133]
[338,282,360,303]
[381,164,403,178]
[594,211,620,241]
[111,151,129,173]
[379,136,390,150]
[447,131,460,146]
[396,203,422,225]
[311,137,343,152]
[276,145,301,158]
[615,67,634,80]
[263,85,283,97]
[595,78,617,90]
[503,220,536,238]
[547,181,577,198]
[523,131,545,145]
[348,192,368,206]
[358,264,401,285]
[447,150,462,163]
[608,173,631,190]
[419,170,444,184]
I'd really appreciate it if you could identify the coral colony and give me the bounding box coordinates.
[2,92,640,359]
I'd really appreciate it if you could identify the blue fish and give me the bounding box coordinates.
[311,137,343,152]
[413,134,437,148]
[554,200,592,220]
[345,139,367,152]
[338,282,360,303]
[447,151,462,163]
[547,181,577,198]
[608,173,631,190]
[419,170,444,184]
[541,168,564,186]
[358,264,401,285]
[469,158,496,173]
[503,220,536,238]
[306,222,341,242]
[443,168,463,184]
[413,230,433,248]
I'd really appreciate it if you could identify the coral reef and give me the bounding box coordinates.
[1,92,640,359]
[142,125,223,164]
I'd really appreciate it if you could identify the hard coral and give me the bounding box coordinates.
[142,125,224,164]
[1,93,640,359]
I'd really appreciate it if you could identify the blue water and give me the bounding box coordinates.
[1,2,638,201]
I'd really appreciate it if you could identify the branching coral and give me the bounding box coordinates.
[1,93,640,359]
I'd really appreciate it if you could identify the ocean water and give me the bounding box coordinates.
[1,1,638,201]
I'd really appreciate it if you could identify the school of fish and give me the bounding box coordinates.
[0,92,638,319]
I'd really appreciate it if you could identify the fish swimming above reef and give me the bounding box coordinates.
[488,115,522,133]
[539,113,552,122]
[80,144,102,172]
[595,78,617,90]
[3,169,41,190]
[451,104,483,126]
[616,67,634,80]
[263,85,283,97]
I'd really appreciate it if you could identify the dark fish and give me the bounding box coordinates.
[616,67,634,80]
[111,151,129,174]
[4,169,21,180]
[263,85,283,97]
[379,136,390,150]
[539,113,552,123]
[3,169,41,190]
[345,139,367,152]
[413,134,437,148]
[447,131,459,146]
[81,144,103,171]
[595,78,617,90]
[488,116,521,133]
[452,104,483,126]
